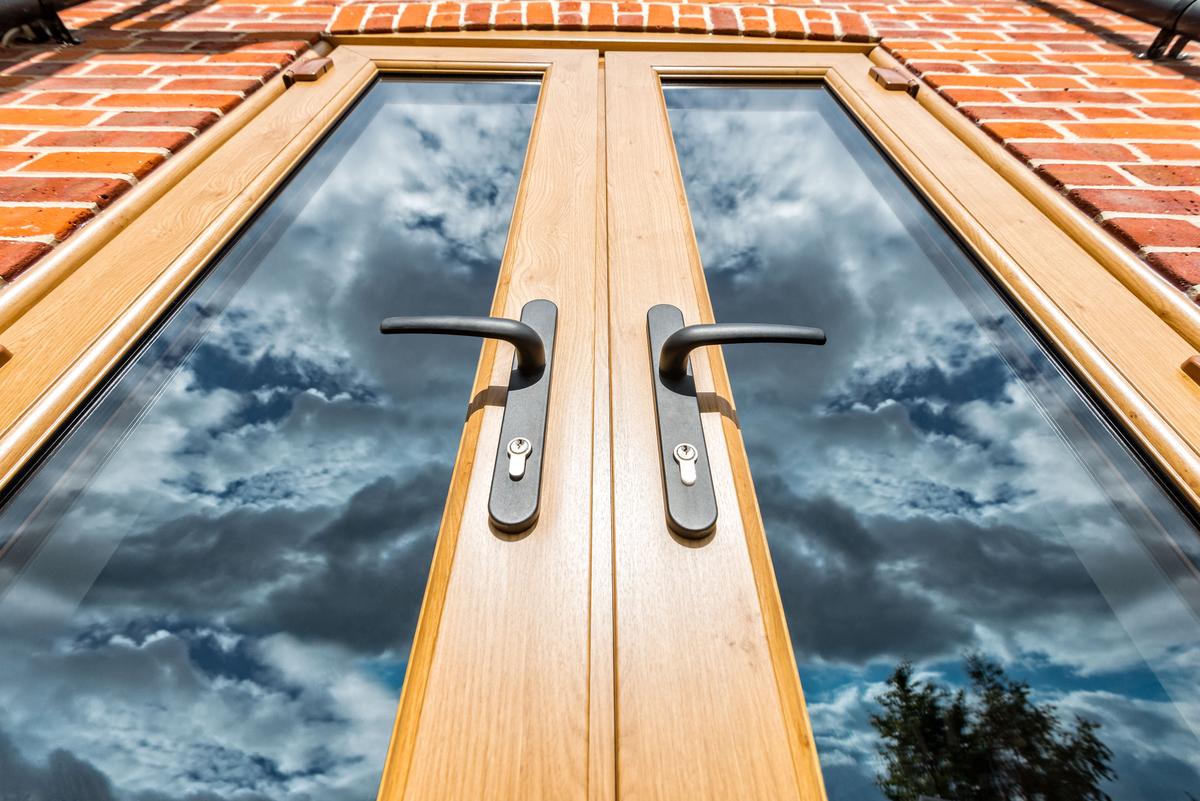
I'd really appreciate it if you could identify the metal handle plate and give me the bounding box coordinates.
[382,299,557,534]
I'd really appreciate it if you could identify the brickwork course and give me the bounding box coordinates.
[0,0,1197,300]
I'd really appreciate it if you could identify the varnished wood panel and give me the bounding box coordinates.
[605,51,814,801]
[387,49,601,801]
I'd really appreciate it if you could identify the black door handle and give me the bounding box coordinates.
[380,315,546,376]
[647,305,826,539]
[380,299,558,534]
[658,322,826,382]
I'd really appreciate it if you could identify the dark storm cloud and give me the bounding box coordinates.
[0,727,118,801]
[761,486,1126,665]
[0,723,285,801]
[85,469,446,655]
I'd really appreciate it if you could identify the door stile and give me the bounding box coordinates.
[589,56,618,801]
[356,49,603,800]
[604,51,823,801]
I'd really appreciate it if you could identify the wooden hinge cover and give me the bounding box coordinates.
[283,57,333,87]
[869,66,920,97]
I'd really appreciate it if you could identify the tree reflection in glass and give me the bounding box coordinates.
[0,79,539,800]
[664,83,1200,800]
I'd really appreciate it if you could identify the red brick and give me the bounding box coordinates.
[588,3,614,30]
[1036,163,1131,187]
[1071,188,1200,216]
[981,121,1063,139]
[774,8,804,38]
[977,63,1082,75]
[464,3,492,28]
[1014,89,1138,104]
[1064,121,1200,139]
[0,108,103,126]
[0,130,31,147]
[1071,106,1138,119]
[397,3,431,30]
[907,61,970,74]
[28,129,193,151]
[0,175,131,205]
[1138,91,1200,104]
[330,4,369,33]
[0,239,52,281]
[647,4,674,32]
[149,64,273,77]
[0,152,34,170]
[94,93,241,112]
[923,74,1025,89]
[961,105,1074,121]
[526,2,553,26]
[1125,165,1200,186]
[1136,143,1200,161]
[100,110,220,130]
[938,88,1010,104]
[83,64,153,77]
[22,151,165,178]
[1140,106,1200,121]
[1006,141,1138,162]
[31,76,160,91]
[1089,77,1191,90]
[1146,252,1200,288]
[710,7,737,35]
[1103,217,1200,250]
[1026,77,1086,89]
[0,206,92,239]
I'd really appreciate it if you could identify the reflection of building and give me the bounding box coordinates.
[0,2,1198,800]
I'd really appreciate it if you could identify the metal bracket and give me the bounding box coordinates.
[647,304,719,539]
[381,298,556,534]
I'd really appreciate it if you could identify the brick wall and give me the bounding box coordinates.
[0,0,1196,302]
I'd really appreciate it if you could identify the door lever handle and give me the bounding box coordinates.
[647,305,825,539]
[380,315,546,376]
[381,299,557,534]
[658,323,826,382]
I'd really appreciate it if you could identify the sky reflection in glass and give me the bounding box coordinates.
[0,78,538,801]
[665,84,1200,801]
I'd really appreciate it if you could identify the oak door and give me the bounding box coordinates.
[606,51,1200,801]
[0,50,602,801]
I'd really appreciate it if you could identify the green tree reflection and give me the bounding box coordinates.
[869,655,1115,801]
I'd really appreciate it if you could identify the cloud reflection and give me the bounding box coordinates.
[0,79,539,800]
[664,84,1200,800]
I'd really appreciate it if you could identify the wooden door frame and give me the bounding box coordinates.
[2,32,1200,801]
[0,45,607,801]
[604,48,1200,800]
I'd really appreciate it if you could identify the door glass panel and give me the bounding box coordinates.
[665,84,1200,801]
[0,78,538,800]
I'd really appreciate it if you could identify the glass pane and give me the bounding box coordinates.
[665,84,1200,801]
[0,78,538,800]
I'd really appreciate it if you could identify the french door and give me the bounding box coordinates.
[2,42,1200,801]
